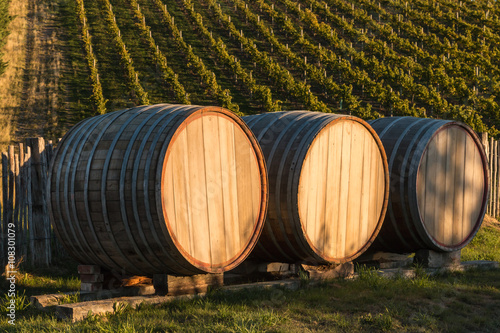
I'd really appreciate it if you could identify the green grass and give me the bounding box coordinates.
[1,268,500,332]
[462,215,500,262]
[0,218,498,332]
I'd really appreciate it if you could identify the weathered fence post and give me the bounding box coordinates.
[45,141,54,264]
[14,151,20,260]
[489,137,494,215]
[8,146,14,233]
[480,133,489,157]
[26,138,50,266]
[26,146,33,265]
[18,143,26,261]
[480,133,490,215]
[1,153,7,268]
[497,143,500,217]
[494,141,498,218]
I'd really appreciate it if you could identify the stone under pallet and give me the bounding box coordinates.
[371,260,499,279]
[355,249,463,269]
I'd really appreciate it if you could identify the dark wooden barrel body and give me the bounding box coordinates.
[243,111,389,263]
[48,104,268,276]
[368,117,489,253]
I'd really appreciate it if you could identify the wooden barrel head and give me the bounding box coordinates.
[162,111,265,271]
[368,117,488,253]
[298,119,387,261]
[244,111,388,263]
[417,124,486,248]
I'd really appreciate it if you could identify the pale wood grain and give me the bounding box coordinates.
[185,117,211,264]
[298,120,385,260]
[163,114,261,267]
[453,130,466,244]
[419,127,486,246]
[203,115,226,265]
[218,117,240,261]
[345,123,364,256]
[234,119,260,253]
[443,127,457,245]
[323,124,340,258]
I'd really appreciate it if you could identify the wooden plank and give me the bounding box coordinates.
[55,278,301,322]
[423,132,438,237]
[26,138,50,266]
[337,121,352,259]
[452,130,466,244]
[417,147,427,225]
[359,128,373,248]
[1,153,8,267]
[26,147,33,264]
[45,142,54,168]
[489,138,494,215]
[0,153,2,221]
[479,133,488,213]
[479,133,488,158]
[154,273,223,296]
[435,132,448,243]
[186,118,210,264]
[332,123,345,259]
[218,118,239,260]
[462,134,477,239]
[181,126,194,258]
[496,142,500,217]
[369,130,382,248]
[375,141,385,231]
[41,139,51,264]
[346,123,364,256]
[314,128,328,253]
[303,129,319,249]
[323,124,341,258]
[203,115,226,265]
[491,140,498,218]
[18,143,26,260]
[7,147,15,257]
[490,140,494,217]
[443,128,457,245]
[172,129,190,255]
[249,128,261,245]
[14,153,20,257]
[472,134,485,235]
[164,144,176,237]
[487,137,492,214]
[298,139,310,242]
[234,121,255,254]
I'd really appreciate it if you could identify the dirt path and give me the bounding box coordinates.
[0,0,28,150]
[14,0,65,142]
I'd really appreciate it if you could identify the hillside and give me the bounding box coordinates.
[1,0,500,146]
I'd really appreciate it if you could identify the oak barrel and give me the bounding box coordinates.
[243,111,389,263]
[368,117,489,253]
[48,104,268,276]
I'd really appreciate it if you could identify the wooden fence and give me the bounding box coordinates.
[481,132,500,218]
[0,138,64,270]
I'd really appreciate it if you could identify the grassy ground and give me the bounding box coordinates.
[462,215,500,262]
[0,217,499,332]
